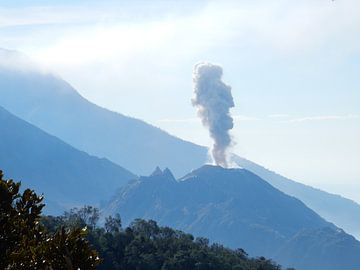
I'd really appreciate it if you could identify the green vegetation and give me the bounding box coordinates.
[0,170,100,269]
[43,208,283,270]
[1,170,288,269]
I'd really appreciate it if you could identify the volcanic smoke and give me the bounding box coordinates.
[192,62,235,168]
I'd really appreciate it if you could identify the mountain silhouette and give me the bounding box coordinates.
[104,165,360,270]
[0,49,207,177]
[234,156,360,239]
[0,105,135,214]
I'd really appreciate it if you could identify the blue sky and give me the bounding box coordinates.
[1,0,359,202]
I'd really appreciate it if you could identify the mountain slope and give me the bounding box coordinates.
[234,156,360,239]
[0,105,135,214]
[0,49,207,177]
[104,165,360,270]
[276,227,360,270]
[1,48,359,238]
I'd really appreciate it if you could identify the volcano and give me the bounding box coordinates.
[104,165,360,270]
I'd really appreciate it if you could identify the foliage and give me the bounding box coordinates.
[0,168,288,269]
[0,170,100,269]
[44,209,285,270]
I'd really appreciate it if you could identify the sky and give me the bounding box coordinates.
[0,0,359,202]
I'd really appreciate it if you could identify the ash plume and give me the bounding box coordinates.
[192,62,235,167]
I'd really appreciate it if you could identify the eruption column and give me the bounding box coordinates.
[192,62,235,167]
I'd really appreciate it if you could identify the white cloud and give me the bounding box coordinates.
[267,114,290,119]
[0,48,46,72]
[0,6,102,28]
[8,0,357,69]
[32,21,176,66]
[286,114,360,123]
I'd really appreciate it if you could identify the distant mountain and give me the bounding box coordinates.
[104,165,360,270]
[234,156,360,239]
[0,49,207,177]
[277,227,360,270]
[1,48,359,239]
[0,105,135,214]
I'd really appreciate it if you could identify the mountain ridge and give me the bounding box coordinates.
[0,56,208,176]
[234,156,360,239]
[104,165,360,270]
[0,105,136,214]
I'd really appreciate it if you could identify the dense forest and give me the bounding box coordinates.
[1,170,291,270]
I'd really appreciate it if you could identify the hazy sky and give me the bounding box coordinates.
[1,0,359,202]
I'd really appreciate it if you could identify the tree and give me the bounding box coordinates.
[63,205,100,230]
[105,213,122,233]
[1,170,287,269]
[0,170,100,269]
